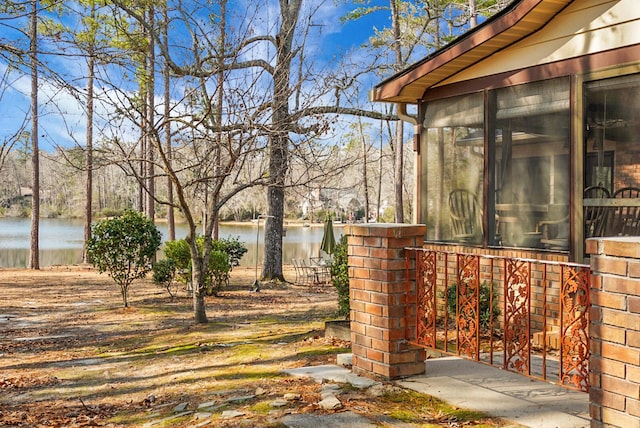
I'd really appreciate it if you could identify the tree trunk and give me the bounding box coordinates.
[83,3,96,263]
[189,237,208,323]
[361,122,369,223]
[262,136,286,281]
[121,284,129,308]
[29,0,39,270]
[212,0,227,241]
[262,0,302,281]
[138,111,145,213]
[146,5,155,222]
[377,120,383,221]
[163,5,174,240]
[394,120,404,223]
[469,0,477,28]
[390,0,404,223]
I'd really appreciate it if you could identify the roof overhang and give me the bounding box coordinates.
[370,0,573,104]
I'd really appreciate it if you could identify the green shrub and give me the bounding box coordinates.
[379,206,395,223]
[87,210,162,307]
[445,281,500,329]
[162,236,247,296]
[212,236,247,269]
[204,249,231,296]
[152,258,178,298]
[163,239,191,283]
[329,234,349,319]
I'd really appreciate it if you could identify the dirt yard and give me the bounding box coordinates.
[0,265,505,427]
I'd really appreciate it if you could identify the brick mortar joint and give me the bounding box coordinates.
[591,272,633,280]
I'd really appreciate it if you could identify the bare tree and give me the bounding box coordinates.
[162,2,175,240]
[99,0,397,321]
[29,0,40,270]
[145,4,156,222]
[83,1,96,263]
[0,0,399,320]
[389,0,404,223]
[0,76,27,175]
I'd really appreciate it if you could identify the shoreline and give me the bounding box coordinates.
[0,216,346,228]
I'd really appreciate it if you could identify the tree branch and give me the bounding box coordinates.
[295,106,398,122]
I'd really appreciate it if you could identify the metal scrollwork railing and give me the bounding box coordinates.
[406,247,591,393]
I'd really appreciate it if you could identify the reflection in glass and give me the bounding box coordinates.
[584,74,640,241]
[493,77,570,249]
[422,93,484,244]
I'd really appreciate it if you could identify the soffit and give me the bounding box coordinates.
[370,0,573,104]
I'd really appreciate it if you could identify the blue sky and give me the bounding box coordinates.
[0,0,397,153]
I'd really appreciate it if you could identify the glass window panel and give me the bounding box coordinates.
[585,74,640,193]
[425,93,484,128]
[422,93,484,244]
[493,77,570,250]
[584,74,640,239]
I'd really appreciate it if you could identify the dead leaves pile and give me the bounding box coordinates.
[1,401,118,427]
[0,375,60,390]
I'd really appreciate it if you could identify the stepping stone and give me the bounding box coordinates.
[282,411,376,428]
[197,401,216,409]
[318,394,342,410]
[284,393,301,401]
[193,411,212,420]
[226,394,256,403]
[284,365,378,389]
[221,410,245,419]
[173,403,189,413]
[270,399,288,408]
[321,384,341,392]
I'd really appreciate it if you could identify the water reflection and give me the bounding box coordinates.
[0,218,343,268]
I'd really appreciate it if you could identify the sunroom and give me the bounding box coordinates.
[371,0,640,262]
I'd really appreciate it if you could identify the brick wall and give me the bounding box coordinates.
[587,237,640,428]
[613,141,640,191]
[344,223,427,380]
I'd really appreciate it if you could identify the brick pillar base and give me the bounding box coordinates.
[345,223,427,380]
[587,237,640,427]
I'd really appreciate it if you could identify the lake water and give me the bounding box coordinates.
[0,217,344,269]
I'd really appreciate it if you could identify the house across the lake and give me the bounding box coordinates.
[371,0,640,263]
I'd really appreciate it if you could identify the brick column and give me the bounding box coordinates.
[344,223,426,380]
[587,237,640,428]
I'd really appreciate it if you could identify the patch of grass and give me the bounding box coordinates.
[96,340,200,359]
[437,405,488,422]
[134,341,199,355]
[376,389,492,426]
[296,346,350,359]
[254,316,285,324]
[249,400,274,414]
[222,343,270,364]
[387,409,422,423]
[108,412,152,427]
[137,305,177,315]
[226,324,324,344]
[215,369,282,381]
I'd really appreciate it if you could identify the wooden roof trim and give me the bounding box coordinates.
[420,44,640,101]
[370,0,571,103]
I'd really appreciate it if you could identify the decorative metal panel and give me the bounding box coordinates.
[416,250,437,348]
[457,254,480,359]
[504,259,531,375]
[560,265,591,392]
